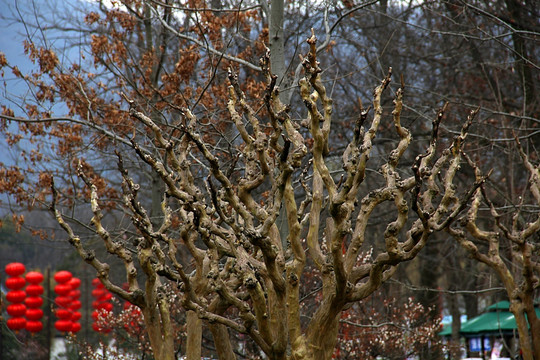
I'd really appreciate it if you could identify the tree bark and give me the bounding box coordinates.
[186,310,203,360]
[142,304,175,360]
[418,240,442,360]
[448,254,462,360]
[509,301,535,360]
[208,323,236,360]
[268,0,287,102]
[504,0,537,114]
[306,298,343,360]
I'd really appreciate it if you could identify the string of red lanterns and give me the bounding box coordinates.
[68,277,82,333]
[25,271,45,333]
[53,270,82,333]
[54,270,73,333]
[91,278,113,333]
[5,262,28,332]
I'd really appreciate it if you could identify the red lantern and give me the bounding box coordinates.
[69,290,81,299]
[91,288,106,298]
[91,300,114,312]
[6,290,26,303]
[54,283,72,296]
[54,271,72,284]
[55,309,72,320]
[25,296,44,308]
[55,296,72,308]
[25,284,44,296]
[7,318,26,331]
[97,302,113,312]
[71,311,82,322]
[26,308,44,321]
[55,320,73,332]
[25,271,44,284]
[98,292,112,302]
[6,276,26,290]
[68,277,81,288]
[92,278,104,287]
[5,262,26,276]
[26,320,43,333]
[71,322,82,333]
[7,304,27,317]
[69,300,82,311]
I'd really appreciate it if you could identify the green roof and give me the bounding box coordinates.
[438,324,453,336]
[460,310,516,334]
[486,301,511,311]
[439,301,540,337]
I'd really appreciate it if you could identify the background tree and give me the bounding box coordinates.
[327,2,538,357]
[448,143,540,360]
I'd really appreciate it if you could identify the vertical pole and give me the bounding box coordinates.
[46,267,51,360]
[481,335,486,360]
[85,270,89,347]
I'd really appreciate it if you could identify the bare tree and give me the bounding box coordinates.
[1,21,483,357]
[448,141,540,360]
[2,0,538,359]
[47,30,490,358]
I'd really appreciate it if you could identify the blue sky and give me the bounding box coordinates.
[0,1,32,174]
[0,0,90,119]
[0,1,58,202]
[0,1,34,79]
[0,0,95,96]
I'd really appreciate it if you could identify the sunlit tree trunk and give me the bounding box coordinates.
[306,300,343,360]
[186,311,202,360]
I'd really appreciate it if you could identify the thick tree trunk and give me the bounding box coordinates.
[447,248,464,358]
[306,299,342,360]
[530,316,540,360]
[510,302,534,360]
[523,296,540,359]
[504,0,537,113]
[186,310,203,360]
[139,246,175,360]
[417,240,442,360]
[208,323,236,360]
[150,171,165,226]
[448,289,462,359]
[142,307,176,360]
[268,0,288,103]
